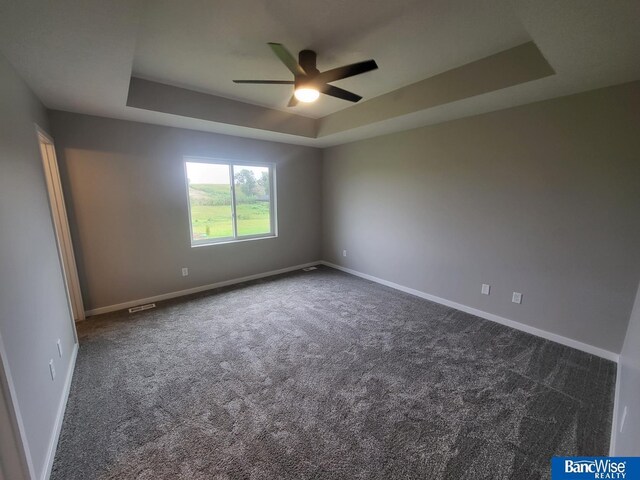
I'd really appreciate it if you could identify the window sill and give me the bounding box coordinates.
[191,234,278,248]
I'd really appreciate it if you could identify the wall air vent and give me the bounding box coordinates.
[128,303,156,313]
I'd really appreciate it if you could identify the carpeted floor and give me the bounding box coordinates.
[52,266,616,479]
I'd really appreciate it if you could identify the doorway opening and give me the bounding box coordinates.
[37,127,85,325]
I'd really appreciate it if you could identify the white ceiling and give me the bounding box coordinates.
[1,0,639,146]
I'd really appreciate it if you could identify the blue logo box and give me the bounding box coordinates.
[552,457,640,479]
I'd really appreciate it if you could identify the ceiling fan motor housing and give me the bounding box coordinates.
[297,49,320,88]
[298,50,319,74]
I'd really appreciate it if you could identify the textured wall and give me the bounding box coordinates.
[48,112,323,312]
[612,282,640,455]
[0,54,76,479]
[322,81,640,354]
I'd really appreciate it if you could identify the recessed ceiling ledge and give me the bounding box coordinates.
[317,41,555,137]
[126,77,318,138]
[126,42,554,142]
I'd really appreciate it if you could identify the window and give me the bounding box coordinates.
[184,158,276,246]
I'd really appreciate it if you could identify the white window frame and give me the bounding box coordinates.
[184,157,277,247]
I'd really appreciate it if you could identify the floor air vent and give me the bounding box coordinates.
[128,303,156,313]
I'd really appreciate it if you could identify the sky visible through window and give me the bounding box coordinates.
[186,162,265,184]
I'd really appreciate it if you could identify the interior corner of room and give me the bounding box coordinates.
[1,0,639,478]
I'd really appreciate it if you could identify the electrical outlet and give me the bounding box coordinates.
[481,284,490,295]
[512,292,523,304]
[342,250,347,257]
[56,339,63,358]
[182,267,189,276]
[620,406,628,433]
[49,360,55,381]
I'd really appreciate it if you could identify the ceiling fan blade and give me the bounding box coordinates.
[233,80,295,84]
[316,59,378,84]
[320,84,362,103]
[287,94,299,107]
[268,43,306,76]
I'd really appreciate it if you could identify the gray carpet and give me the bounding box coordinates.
[52,266,616,479]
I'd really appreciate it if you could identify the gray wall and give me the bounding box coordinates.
[322,81,640,354]
[612,281,640,455]
[0,54,77,479]
[48,111,323,312]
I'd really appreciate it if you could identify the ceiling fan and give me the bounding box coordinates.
[233,43,378,107]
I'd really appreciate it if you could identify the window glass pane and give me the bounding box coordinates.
[186,162,233,241]
[233,165,271,237]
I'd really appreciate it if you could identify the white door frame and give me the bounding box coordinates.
[36,126,85,328]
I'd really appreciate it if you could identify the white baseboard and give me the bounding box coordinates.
[321,261,619,363]
[609,364,622,456]
[88,259,620,362]
[41,342,78,480]
[85,261,322,317]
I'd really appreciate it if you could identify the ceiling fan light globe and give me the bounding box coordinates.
[294,88,320,103]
